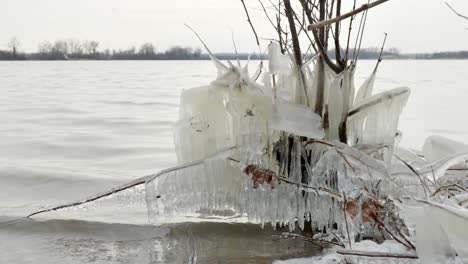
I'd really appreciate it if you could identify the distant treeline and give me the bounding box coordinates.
[0,40,206,60]
[1,39,468,60]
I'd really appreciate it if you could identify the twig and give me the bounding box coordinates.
[307,0,389,30]
[299,0,342,74]
[344,0,357,62]
[445,2,468,21]
[240,0,261,46]
[394,225,416,250]
[376,32,388,66]
[282,232,345,248]
[257,0,279,31]
[240,0,264,81]
[334,0,344,67]
[376,219,415,250]
[393,154,430,198]
[231,159,342,198]
[291,8,318,54]
[342,192,353,249]
[27,177,149,219]
[353,3,370,63]
[185,24,227,71]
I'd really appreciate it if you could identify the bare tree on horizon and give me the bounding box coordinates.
[7,37,20,57]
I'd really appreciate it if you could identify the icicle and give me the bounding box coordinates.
[354,67,378,104]
[340,64,356,122]
[327,75,344,141]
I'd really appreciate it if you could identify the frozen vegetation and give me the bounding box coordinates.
[19,0,468,263]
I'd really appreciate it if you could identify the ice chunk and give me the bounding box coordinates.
[422,135,468,163]
[410,205,456,263]
[268,42,290,75]
[405,201,468,260]
[270,102,325,139]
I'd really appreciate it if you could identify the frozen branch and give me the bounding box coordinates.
[336,250,418,259]
[27,146,237,219]
[26,177,149,219]
[281,232,346,248]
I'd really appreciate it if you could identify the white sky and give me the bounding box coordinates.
[1,0,467,53]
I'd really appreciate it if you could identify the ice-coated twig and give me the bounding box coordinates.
[27,146,237,219]
[240,0,264,81]
[26,176,150,219]
[376,219,415,250]
[342,192,353,249]
[393,154,430,198]
[336,249,418,259]
[432,183,468,197]
[239,162,342,198]
[281,232,345,248]
[185,24,228,72]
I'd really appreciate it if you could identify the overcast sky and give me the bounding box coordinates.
[1,0,467,53]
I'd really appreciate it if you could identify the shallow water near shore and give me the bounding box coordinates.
[1,60,468,263]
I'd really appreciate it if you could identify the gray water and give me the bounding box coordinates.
[1,60,467,263]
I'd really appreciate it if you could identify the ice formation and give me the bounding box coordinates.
[422,135,468,163]
[164,43,412,234]
[347,87,410,166]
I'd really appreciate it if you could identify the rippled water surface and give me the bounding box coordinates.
[1,60,467,263]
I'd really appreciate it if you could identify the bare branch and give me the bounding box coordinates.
[446,2,468,21]
[307,0,389,30]
[257,0,279,33]
[334,0,344,67]
[283,0,310,106]
[299,0,342,73]
[376,32,388,67]
[283,0,303,65]
[240,0,261,46]
[345,0,357,62]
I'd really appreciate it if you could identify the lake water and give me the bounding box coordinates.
[1,60,467,263]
